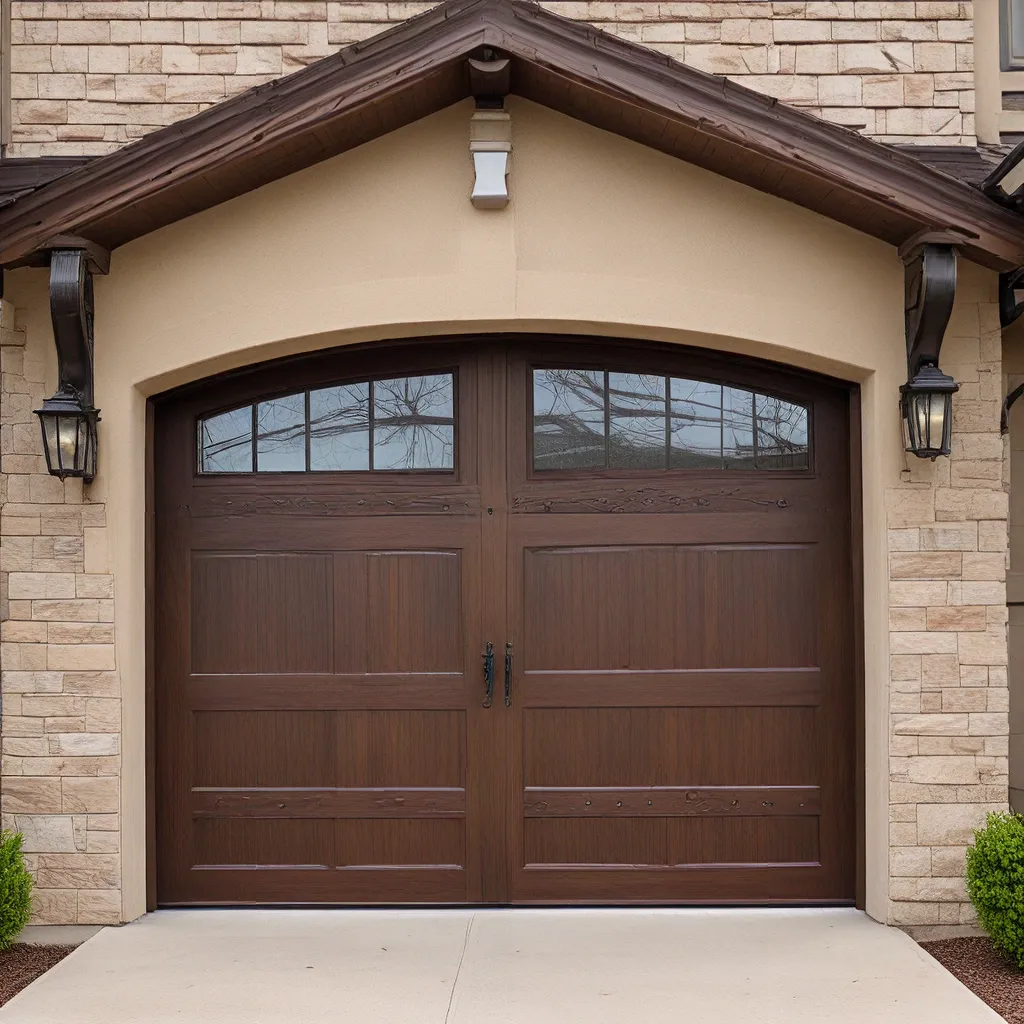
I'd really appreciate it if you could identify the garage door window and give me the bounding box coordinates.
[198,372,455,473]
[532,368,809,471]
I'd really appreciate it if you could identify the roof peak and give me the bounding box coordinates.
[0,0,1021,269]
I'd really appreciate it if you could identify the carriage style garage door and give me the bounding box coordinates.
[154,337,857,906]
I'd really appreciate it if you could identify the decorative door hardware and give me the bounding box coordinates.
[482,641,495,708]
[504,642,513,707]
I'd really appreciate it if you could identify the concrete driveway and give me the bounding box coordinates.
[0,908,1002,1023]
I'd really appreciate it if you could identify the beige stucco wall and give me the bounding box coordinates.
[0,96,1007,933]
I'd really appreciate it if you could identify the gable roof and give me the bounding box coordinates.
[1,0,1023,271]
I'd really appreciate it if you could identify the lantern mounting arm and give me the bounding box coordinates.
[48,247,97,409]
[902,241,957,380]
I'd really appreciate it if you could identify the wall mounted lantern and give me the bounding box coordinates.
[901,241,958,460]
[35,245,106,483]
[900,364,958,459]
[36,387,98,482]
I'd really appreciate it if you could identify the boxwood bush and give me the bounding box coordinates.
[966,811,1024,969]
[0,830,32,950]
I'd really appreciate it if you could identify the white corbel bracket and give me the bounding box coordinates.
[470,109,511,209]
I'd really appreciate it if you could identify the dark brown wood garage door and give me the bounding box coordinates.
[154,337,857,905]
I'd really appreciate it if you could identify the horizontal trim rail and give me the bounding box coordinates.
[192,787,466,818]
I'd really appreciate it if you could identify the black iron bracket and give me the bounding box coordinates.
[1000,267,1024,328]
[1002,382,1024,435]
[902,242,957,379]
[49,248,96,408]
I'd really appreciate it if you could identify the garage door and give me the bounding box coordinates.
[155,338,857,905]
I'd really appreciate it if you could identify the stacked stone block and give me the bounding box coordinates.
[0,299,120,925]
[885,269,1009,939]
[6,1,976,156]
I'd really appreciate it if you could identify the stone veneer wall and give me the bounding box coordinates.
[0,296,121,925]
[886,265,1009,939]
[6,1,976,157]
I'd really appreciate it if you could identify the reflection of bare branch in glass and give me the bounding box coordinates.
[531,369,809,472]
[534,369,606,468]
[201,406,253,473]
[373,374,454,470]
[756,395,809,469]
[609,372,666,468]
[256,394,305,471]
[310,383,369,471]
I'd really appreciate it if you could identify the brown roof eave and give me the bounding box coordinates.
[0,0,1022,271]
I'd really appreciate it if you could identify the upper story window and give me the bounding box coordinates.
[532,368,809,472]
[198,372,455,474]
[1004,0,1024,69]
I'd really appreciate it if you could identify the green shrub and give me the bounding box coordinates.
[966,811,1024,970]
[0,831,32,950]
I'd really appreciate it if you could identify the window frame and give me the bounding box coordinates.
[527,360,814,478]
[194,367,460,477]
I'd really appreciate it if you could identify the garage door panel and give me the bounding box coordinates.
[523,544,817,672]
[256,555,334,673]
[193,818,334,869]
[518,670,822,707]
[191,553,333,674]
[523,708,819,786]
[193,711,332,788]
[525,818,668,867]
[191,555,259,674]
[523,815,820,869]
[365,552,462,674]
[335,710,465,787]
[335,819,465,868]
[666,816,819,866]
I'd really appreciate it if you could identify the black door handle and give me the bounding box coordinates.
[504,641,513,707]
[482,642,495,708]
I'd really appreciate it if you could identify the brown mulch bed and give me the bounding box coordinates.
[0,944,75,1008]
[923,937,1024,1023]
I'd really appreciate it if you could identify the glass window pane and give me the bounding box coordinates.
[670,378,723,469]
[608,372,667,469]
[756,393,809,470]
[533,369,606,470]
[309,383,370,471]
[723,387,755,469]
[199,406,253,473]
[372,373,455,470]
[256,393,306,472]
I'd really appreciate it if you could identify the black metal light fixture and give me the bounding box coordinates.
[36,387,98,482]
[901,241,959,460]
[900,364,958,459]
[34,246,104,483]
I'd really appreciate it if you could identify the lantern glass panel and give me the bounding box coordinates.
[902,386,953,457]
[37,406,96,479]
